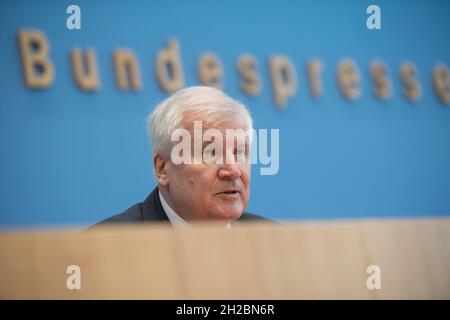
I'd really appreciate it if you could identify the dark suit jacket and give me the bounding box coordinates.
[91,187,270,228]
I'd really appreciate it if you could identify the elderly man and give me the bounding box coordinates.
[93,86,268,227]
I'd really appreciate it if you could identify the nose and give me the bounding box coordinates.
[217,163,242,180]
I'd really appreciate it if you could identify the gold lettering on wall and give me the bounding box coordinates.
[307,59,324,98]
[71,48,100,91]
[237,54,261,96]
[197,53,223,89]
[17,29,54,89]
[14,30,449,109]
[113,49,141,91]
[155,40,184,93]
[370,60,392,100]
[337,59,360,101]
[268,56,297,107]
[399,62,421,102]
[432,64,450,105]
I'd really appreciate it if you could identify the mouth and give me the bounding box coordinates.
[217,190,241,195]
[216,190,242,198]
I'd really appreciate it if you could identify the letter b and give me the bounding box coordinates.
[17,30,55,89]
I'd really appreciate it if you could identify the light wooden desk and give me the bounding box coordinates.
[0,219,449,299]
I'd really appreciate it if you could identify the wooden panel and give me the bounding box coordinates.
[360,219,450,299]
[0,225,181,299]
[172,221,370,299]
[0,218,449,299]
[173,223,264,299]
[290,222,372,299]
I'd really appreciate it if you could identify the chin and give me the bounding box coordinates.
[209,204,244,221]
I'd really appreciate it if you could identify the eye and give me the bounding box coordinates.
[235,148,247,157]
[203,149,215,157]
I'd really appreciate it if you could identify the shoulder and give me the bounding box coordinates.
[238,212,274,222]
[88,203,144,229]
[88,188,168,229]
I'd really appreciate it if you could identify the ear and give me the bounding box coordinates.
[153,154,169,186]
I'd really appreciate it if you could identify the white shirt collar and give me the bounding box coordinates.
[158,191,231,228]
[159,191,190,228]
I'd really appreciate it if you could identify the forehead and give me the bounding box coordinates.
[181,112,248,131]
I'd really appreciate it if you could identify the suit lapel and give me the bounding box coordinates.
[141,187,170,222]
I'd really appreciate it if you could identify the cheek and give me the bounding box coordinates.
[184,167,214,192]
[169,167,197,194]
[241,166,251,187]
[243,171,251,200]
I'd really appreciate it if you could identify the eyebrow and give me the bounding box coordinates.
[199,135,249,149]
[202,141,211,149]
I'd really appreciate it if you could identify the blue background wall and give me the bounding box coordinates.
[0,0,449,229]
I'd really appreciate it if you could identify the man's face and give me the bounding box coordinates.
[161,116,251,222]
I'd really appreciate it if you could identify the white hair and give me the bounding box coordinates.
[147,86,253,157]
